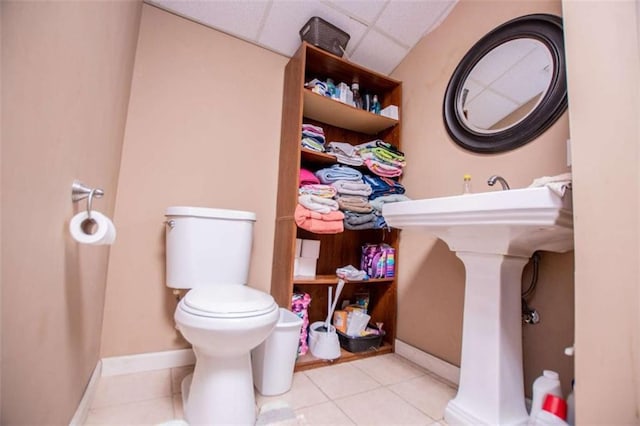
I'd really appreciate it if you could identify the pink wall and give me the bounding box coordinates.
[99,5,288,357]
[1,1,142,423]
[391,0,575,396]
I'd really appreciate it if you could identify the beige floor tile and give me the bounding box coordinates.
[84,396,175,425]
[388,374,457,421]
[335,387,434,425]
[295,401,355,425]
[91,369,172,408]
[255,372,328,410]
[351,353,426,385]
[170,365,194,394]
[304,363,380,400]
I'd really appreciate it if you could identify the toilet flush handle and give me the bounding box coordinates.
[165,219,175,229]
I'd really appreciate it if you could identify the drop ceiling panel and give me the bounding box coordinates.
[152,0,269,41]
[490,46,553,104]
[469,38,537,86]
[349,28,408,75]
[467,90,519,129]
[375,0,454,47]
[145,0,457,75]
[259,0,367,57]
[322,0,387,24]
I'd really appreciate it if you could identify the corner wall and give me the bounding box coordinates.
[1,1,142,423]
[563,1,640,422]
[391,0,575,396]
[99,5,288,357]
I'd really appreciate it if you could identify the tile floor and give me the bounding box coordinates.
[84,353,457,425]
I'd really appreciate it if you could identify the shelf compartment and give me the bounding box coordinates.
[303,90,398,135]
[293,275,394,285]
[294,341,393,372]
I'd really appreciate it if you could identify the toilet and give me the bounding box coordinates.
[165,206,279,425]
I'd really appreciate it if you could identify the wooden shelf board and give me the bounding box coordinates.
[293,275,394,285]
[294,342,393,372]
[303,90,398,135]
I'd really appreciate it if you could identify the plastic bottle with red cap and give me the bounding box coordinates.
[532,394,569,425]
[530,370,563,422]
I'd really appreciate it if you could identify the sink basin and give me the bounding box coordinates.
[383,186,574,426]
[383,186,573,257]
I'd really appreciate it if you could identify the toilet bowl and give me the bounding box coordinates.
[175,285,278,425]
[164,206,279,425]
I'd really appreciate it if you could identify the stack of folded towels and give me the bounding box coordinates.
[295,165,411,233]
[325,141,364,166]
[301,124,326,152]
[296,168,343,233]
[357,139,406,178]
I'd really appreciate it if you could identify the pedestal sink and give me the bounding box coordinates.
[383,186,573,426]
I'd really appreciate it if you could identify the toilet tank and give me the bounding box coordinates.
[165,206,256,289]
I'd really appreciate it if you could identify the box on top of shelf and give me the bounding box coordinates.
[300,17,350,57]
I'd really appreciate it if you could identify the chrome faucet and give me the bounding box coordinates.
[487,175,510,190]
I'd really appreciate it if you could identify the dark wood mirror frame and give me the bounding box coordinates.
[443,14,567,154]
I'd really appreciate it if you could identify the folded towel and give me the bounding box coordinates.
[344,220,376,230]
[529,172,572,196]
[331,180,372,197]
[370,194,411,212]
[299,168,320,187]
[315,164,363,184]
[336,265,367,280]
[301,137,325,152]
[344,211,376,225]
[298,194,339,214]
[294,204,344,234]
[336,195,372,213]
[364,159,403,178]
[299,184,337,198]
[363,175,406,199]
[326,142,364,166]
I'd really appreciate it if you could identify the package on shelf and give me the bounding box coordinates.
[381,105,399,120]
[294,239,321,276]
[361,243,396,278]
[291,292,312,355]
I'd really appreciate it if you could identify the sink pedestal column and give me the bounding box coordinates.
[445,252,530,426]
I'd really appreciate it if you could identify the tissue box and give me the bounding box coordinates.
[301,239,320,258]
[294,257,317,277]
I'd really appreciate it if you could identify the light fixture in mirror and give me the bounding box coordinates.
[443,14,567,153]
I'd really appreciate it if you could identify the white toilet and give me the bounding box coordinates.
[165,206,279,425]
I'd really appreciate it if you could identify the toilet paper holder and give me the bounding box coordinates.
[71,180,104,219]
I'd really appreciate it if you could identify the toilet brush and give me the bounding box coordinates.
[324,279,345,330]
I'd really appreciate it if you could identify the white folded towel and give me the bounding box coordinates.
[529,172,572,196]
[298,194,339,214]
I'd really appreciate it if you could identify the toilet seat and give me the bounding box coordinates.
[180,285,277,319]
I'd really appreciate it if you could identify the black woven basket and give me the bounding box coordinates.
[299,16,350,57]
[337,325,385,353]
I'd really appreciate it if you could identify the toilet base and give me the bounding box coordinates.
[182,352,256,425]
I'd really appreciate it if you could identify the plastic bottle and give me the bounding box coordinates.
[462,174,472,194]
[531,394,568,425]
[352,83,363,109]
[370,95,381,114]
[326,78,337,99]
[530,370,563,422]
[566,380,575,426]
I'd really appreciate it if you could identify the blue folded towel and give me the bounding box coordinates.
[363,175,406,199]
[315,164,363,184]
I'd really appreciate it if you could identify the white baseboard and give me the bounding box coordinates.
[101,348,195,377]
[395,339,460,385]
[69,360,102,426]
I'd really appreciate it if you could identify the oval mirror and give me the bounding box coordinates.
[443,14,567,153]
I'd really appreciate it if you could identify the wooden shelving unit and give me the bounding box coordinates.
[270,42,402,371]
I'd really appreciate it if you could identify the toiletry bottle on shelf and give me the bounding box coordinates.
[370,95,381,114]
[352,83,363,109]
[462,174,472,194]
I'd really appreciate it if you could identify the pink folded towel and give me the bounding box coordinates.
[299,168,320,187]
[294,204,344,234]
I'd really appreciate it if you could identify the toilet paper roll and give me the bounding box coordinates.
[69,210,116,245]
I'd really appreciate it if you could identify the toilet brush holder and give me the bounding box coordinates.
[309,321,341,360]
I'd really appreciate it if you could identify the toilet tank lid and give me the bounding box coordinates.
[165,206,256,221]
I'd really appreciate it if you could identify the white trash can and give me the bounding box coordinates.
[251,308,303,396]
